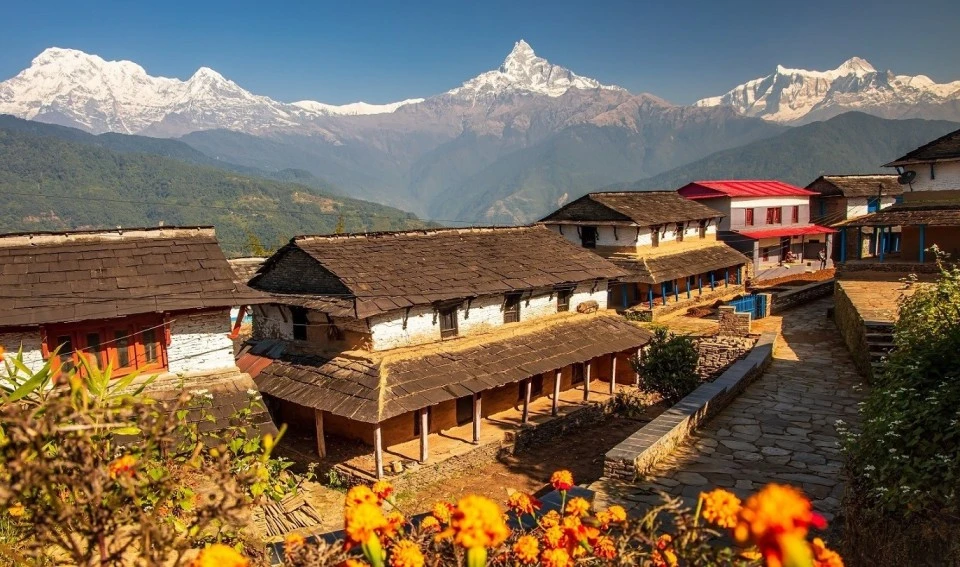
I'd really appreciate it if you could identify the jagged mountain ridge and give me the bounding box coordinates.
[696,57,960,124]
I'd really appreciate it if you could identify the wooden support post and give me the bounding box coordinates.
[698,275,703,294]
[686,277,691,299]
[472,393,481,444]
[583,360,592,401]
[710,272,716,290]
[647,287,654,309]
[879,226,886,262]
[621,285,628,309]
[634,348,642,387]
[314,409,327,458]
[373,424,384,479]
[725,268,730,287]
[552,369,561,417]
[919,224,926,263]
[419,408,429,464]
[521,379,532,424]
[857,228,863,260]
[660,283,667,305]
[674,281,679,302]
[839,229,847,263]
[609,354,617,395]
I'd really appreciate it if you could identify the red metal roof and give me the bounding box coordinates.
[678,180,816,199]
[737,225,838,240]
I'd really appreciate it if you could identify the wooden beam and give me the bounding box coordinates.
[552,369,561,417]
[228,305,248,339]
[635,348,642,387]
[373,424,384,479]
[522,379,532,424]
[472,393,481,444]
[610,354,617,395]
[314,409,326,458]
[419,409,429,464]
[583,360,592,401]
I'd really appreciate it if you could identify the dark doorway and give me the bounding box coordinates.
[572,363,585,384]
[580,226,597,248]
[780,237,791,261]
[456,396,473,426]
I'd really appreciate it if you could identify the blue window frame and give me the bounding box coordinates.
[867,197,880,213]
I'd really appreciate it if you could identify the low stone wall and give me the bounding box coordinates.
[768,280,835,315]
[836,261,939,276]
[717,305,751,336]
[625,284,745,322]
[694,335,757,380]
[509,402,609,454]
[603,331,776,481]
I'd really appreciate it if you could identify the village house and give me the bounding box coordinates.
[676,180,836,280]
[0,226,273,428]
[806,174,903,260]
[538,191,747,320]
[241,226,652,479]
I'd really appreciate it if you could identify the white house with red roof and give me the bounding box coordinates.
[677,180,836,279]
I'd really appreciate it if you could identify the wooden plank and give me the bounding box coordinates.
[522,379,532,424]
[374,424,384,479]
[314,409,326,458]
[419,408,429,464]
[610,354,617,395]
[552,369,561,417]
[472,393,481,444]
[583,359,592,401]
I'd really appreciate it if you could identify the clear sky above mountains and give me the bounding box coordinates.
[2,0,959,105]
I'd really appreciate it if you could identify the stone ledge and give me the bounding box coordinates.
[768,279,835,315]
[602,331,776,480]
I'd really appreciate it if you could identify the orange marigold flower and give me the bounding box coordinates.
[564,497,590,517]
[539,509,561,529]
[812,537,845,567]
[700,488,742,529]
[340,560,369,567]
[189,544,250,567]
[595,510,613,529]
[389,539,424,567]
[345,486,379,510]
[108,455,137,479]
[607,505,627,523]
[550,470,574,491]
[284,532,306,549]
[381,510,406,540]
[541,547,572,567]
[513,535,539,565]
[734,484,825,567]
[542,525,566,550]
[419,515,440,533]
[7,503,25,518]
[345,502,388,545]
[432,501,455,525]
[593,535,616,559]
[372,480,394,504]
[656,534,672,550]
[651,549,678,567]
[507,491,541,516]
[442,495,508,550]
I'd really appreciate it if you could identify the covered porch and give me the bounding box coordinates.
[734,225,836,281]
[834,204,960,265]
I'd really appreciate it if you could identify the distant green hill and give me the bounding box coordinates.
[0,125,429,256]
[617,112,960,190]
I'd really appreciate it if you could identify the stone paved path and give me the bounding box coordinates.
[592,297,865,523]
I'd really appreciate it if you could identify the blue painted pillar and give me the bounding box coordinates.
[710,272,716,290]
[648,286,654,309]
[919,225,926,263]
[879,227,886,262]
[873,227,880,256]
[839,229,847,263]
[736,266,742,285]
[857,228,863,260]
[621,285,628,308]
[686,277,691,299]
[725,268,730,287]
[661,283,668,305]
[698,275,703,294]
[674,281,680,302]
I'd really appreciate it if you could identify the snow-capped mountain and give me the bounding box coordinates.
[291,98,424,116]
[447,40,624,99]
[696,57,960,123]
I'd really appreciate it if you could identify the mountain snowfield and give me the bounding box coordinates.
[696,57,960,123]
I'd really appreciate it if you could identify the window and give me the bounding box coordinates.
[45,315,167,378]
[580,226,597,248]
[867,197,880,213]
[291,307,308,340]
[744,208,755,226]
[894,195,904,205]
[766,207,783,225]
[503,294,521,323]
[676,223,685,242]
[791,206,799,223]
[556,288,573,312]
[439,305,458,339]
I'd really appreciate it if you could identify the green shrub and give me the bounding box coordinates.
[631,326,700,404]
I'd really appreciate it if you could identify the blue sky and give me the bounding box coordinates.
[2,0,959,105]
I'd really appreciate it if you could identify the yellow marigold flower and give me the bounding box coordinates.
[372,480,394,503]
[541,547,572,567]
[550,470,574,491]
[734,485,824,567]
[564,496,590,517]
[607,505,627,523]
[432,501,455,525]
[443,495,508,550]
[108,454,137,479]
[700,488,741,529]
[593,535,616,559]
[512,534,539,565]
[345,502,388,545]
[419,515,440,533]
[651,549,678,567]
[539,509,561,529]
[284,532,306,549]
[381,510,406,540]
[189,544,249,567]
[345,485,379,510]
[507,491,541,516]
[7,503,25,518]
[340,561,369,567]
[541,525,566,550]
[389,539,424,567]
[812,537,845,567]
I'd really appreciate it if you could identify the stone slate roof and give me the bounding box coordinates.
[806,175,903,198]
[228,257,266,285]
[885,127,960,166]
[246,313,652,423]
[539,191,722,226]
[250,226,628,319]
[0,227,269,328]
[836,203,960,227]
[609,244,747,284]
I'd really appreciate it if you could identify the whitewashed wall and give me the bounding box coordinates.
[167,311,237,373]
[252,304,294,340]
[731,196,811,208]
[545,223,717,249]
[902,161,960,192]
[0,331,44,373]
[846,196,899,219]
[369,281,609,351]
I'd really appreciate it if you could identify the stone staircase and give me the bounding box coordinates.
[865,321,896,376]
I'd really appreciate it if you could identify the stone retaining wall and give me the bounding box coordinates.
[603,331,776,480]
[694,335,757,380]
[717,305,751,336]
[768,280,835,315]
[508,402,609,454]
[832,282,886,380]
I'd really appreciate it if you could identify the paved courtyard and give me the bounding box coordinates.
[592,297,866,523]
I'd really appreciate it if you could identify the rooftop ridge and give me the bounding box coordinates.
[293,224,541,241]
[0,226,216,247]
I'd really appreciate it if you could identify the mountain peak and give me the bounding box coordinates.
[836,56,876,76]
[502,40,536,70]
